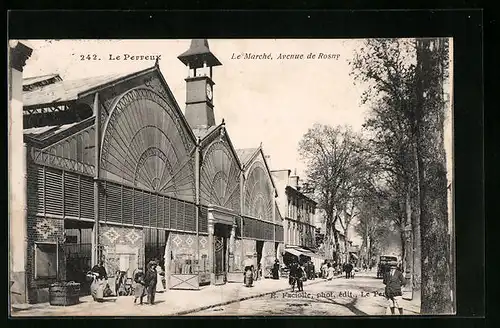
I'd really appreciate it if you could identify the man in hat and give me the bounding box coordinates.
[144,261,158,305]
[383,261,406,315]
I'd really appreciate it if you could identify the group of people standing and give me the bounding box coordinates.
[132,260,164,305]
[87,259,165,305]
[319,260,356,280]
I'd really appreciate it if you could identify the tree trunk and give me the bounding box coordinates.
[416,38,452,314]
[412,144,422,291]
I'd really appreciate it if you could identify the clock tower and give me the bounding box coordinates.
[178,39,222,130]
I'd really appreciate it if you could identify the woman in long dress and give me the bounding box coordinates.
[155,264,165,293]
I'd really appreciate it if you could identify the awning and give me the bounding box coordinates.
[284,248,304,257]
[285,247,325,260]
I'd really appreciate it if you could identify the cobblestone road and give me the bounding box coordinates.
[190,272,408,316]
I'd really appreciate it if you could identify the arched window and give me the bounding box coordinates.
[244,161,273,221]
[100,87,195,201]
[200,140,240,211]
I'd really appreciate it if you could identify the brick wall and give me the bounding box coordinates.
[26,216,66,303]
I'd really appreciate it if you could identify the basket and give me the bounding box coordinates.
[49,282,81,306]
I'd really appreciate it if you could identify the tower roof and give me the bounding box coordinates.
[178,39,222,69]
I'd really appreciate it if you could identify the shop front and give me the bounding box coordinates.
[165,205,239,289]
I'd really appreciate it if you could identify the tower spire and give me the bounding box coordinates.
[178,39,222,130]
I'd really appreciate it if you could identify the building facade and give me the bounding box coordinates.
[12,39,284,304]
[271,170,317,250]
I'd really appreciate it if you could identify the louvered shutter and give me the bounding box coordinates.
[170,199,178,230]
[185,203,195,232]
[134,190,143,226]
[27,164,44,215]
[80,176,94,219]
[122,187,133,225]
[164,197,171,229]
[158,195,164,229]
[106,182,121,223]
[150,194,157,228]
[45,168,63,216]
[199,206,208,233]
[64,171,79,217]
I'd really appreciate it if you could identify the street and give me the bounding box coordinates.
[189,271,410,316]
[12,270,420,317]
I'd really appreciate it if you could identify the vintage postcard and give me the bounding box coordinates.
[8,38,454,316]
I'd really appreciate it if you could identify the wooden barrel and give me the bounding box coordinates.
[49,283,81,306]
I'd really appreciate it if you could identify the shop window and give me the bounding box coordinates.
[171,253,195,274]
[34,242,59,280]
[171,253,209,276]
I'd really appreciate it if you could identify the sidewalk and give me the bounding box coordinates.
[11,277,329,317]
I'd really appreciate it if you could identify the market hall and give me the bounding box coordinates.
[13,39,285,303]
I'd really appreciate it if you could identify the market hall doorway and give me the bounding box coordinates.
[256,240,264,279]
[214,223,230,285]
[64,220,93,296]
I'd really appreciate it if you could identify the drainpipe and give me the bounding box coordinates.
[195,138,201,276]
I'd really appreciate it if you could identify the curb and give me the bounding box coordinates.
[172,276,341,316]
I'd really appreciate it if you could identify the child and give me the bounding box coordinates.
[133,268,145,305]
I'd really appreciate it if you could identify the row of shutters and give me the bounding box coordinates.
[242,216,275,241]
[99,180,205,233]
[27,163,282,239]
[27,163,94,219]
[27,164,209,233]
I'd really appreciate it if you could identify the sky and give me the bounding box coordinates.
[22,39,371,178]
[22,39,453,246]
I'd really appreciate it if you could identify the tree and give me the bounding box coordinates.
[349,38,453,313]
[414,38,452,314]
[350,38,421,289]
[298,124,364,262]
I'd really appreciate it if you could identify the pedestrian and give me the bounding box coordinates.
[133,267,146,305]
[345,262,353,279]
[243,256,254,280]
[289,261,298,292]
[326,263,335,281]
[90,261,108,302]
[144,261,158,305]
[91,261,108,280]
[321,260,328,279]
[383,262,406,315]
[296,263,306,291]
[272,259,280,280]
[243,256,254,287]
[155,263,165,293]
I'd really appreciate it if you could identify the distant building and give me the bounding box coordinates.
[271,169,320,266]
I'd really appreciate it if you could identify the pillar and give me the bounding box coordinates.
[92,92,101,266]
[229,222,236,272]
[207,217,215,285]
[8,41,32,305]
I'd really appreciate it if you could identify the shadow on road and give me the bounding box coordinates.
[313,297,368,316]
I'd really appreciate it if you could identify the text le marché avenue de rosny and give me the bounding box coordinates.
[230,52,340,60]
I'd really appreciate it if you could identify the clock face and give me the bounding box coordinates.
[206,83,213,100]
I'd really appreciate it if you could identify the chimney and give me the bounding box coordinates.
[289,169,299,189]
[178,39,222,130]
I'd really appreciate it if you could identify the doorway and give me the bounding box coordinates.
[214,224,229,285]
[256,240,264,279]
[64,220,93,295]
